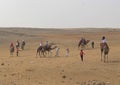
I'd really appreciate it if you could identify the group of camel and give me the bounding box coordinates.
[78,38,109,63]
[36,43,57,57]
[36,38,109,63]
[10,41,26,56]
[10,38,109,63]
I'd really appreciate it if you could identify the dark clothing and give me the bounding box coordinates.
[80,55,83,61]
[16,48,19,56]
[80,50,84,61]
[91,41,94,48]
[10,43,14,48]
[80,51,84,56]
[22,41,25,46]
[21,41,25,50]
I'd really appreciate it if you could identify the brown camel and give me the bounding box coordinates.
[10,47,14,56]
[78,38,90,49]
[100,43,109,63]
[36,43,57,57]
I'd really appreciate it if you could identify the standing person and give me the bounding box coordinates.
[80,50,85,62]
[66,48,69,57]
[10,42,14,55]
[91,41,94,48]
[21,40,26,50]
[55,47,60,57]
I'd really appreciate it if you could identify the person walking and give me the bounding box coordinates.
[10,42,14,55]
[91,41,94,48]
[66,48,69,57]
[16,47,20,56]
[80,50,85,62]
[21,40,26,50]
[55,47,60,57]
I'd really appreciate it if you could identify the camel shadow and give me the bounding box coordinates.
[108,60,120,64]
[80,47,100,50]
[36,55,59,58]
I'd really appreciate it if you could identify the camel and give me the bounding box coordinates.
[36,46,43,57]
[78,38,90,49]
[36,43,57,57]
[10,47,14,56]
[42,45,57,56]
[100,43,109,63]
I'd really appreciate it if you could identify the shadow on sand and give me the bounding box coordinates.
[108,60,120,63]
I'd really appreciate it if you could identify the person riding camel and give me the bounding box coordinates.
[101,36,108,48]
[102,36,106,43]
[45,41,49,48]
[39,41,43,47]
[10,42,14,48]
[16,40,20,48]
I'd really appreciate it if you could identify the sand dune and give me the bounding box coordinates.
[0,28,120,85]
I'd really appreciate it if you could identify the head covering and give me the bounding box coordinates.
[102,36,105,40]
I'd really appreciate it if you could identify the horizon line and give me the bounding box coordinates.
[0,26,120,29]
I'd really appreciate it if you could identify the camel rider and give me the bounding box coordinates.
[39,41,43,47]
[81,37,86,45]
[10,42,14,53]
[102,36,107,43]
[10,42,14,48]
[16,40,20,48]
[101,36,108,48]
[45,41,49,47]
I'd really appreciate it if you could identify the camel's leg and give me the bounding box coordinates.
[36,50,40,58]
[40,51,42,58]
[42,51,46,57]
[107,54,108,63]
[48,51,52,57]
[101,49,104,61]
[36,51,38,57]
[39,51,41,57]
[36,52,38,57]
[10,50,14,56]
[104,54,107,63]
[50,51,52,56]
[10,52,12,56]
[47,51,49,56]
[49,51,52,55]
[101,51,103,61]
[11,52,13,56]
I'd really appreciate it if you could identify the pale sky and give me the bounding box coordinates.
[0,0,120,28]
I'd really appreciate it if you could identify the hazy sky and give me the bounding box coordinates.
[0,0,120,28]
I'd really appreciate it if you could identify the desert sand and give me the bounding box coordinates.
[0,28,120,85]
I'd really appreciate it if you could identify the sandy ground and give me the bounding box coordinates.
[0,28,120,85]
